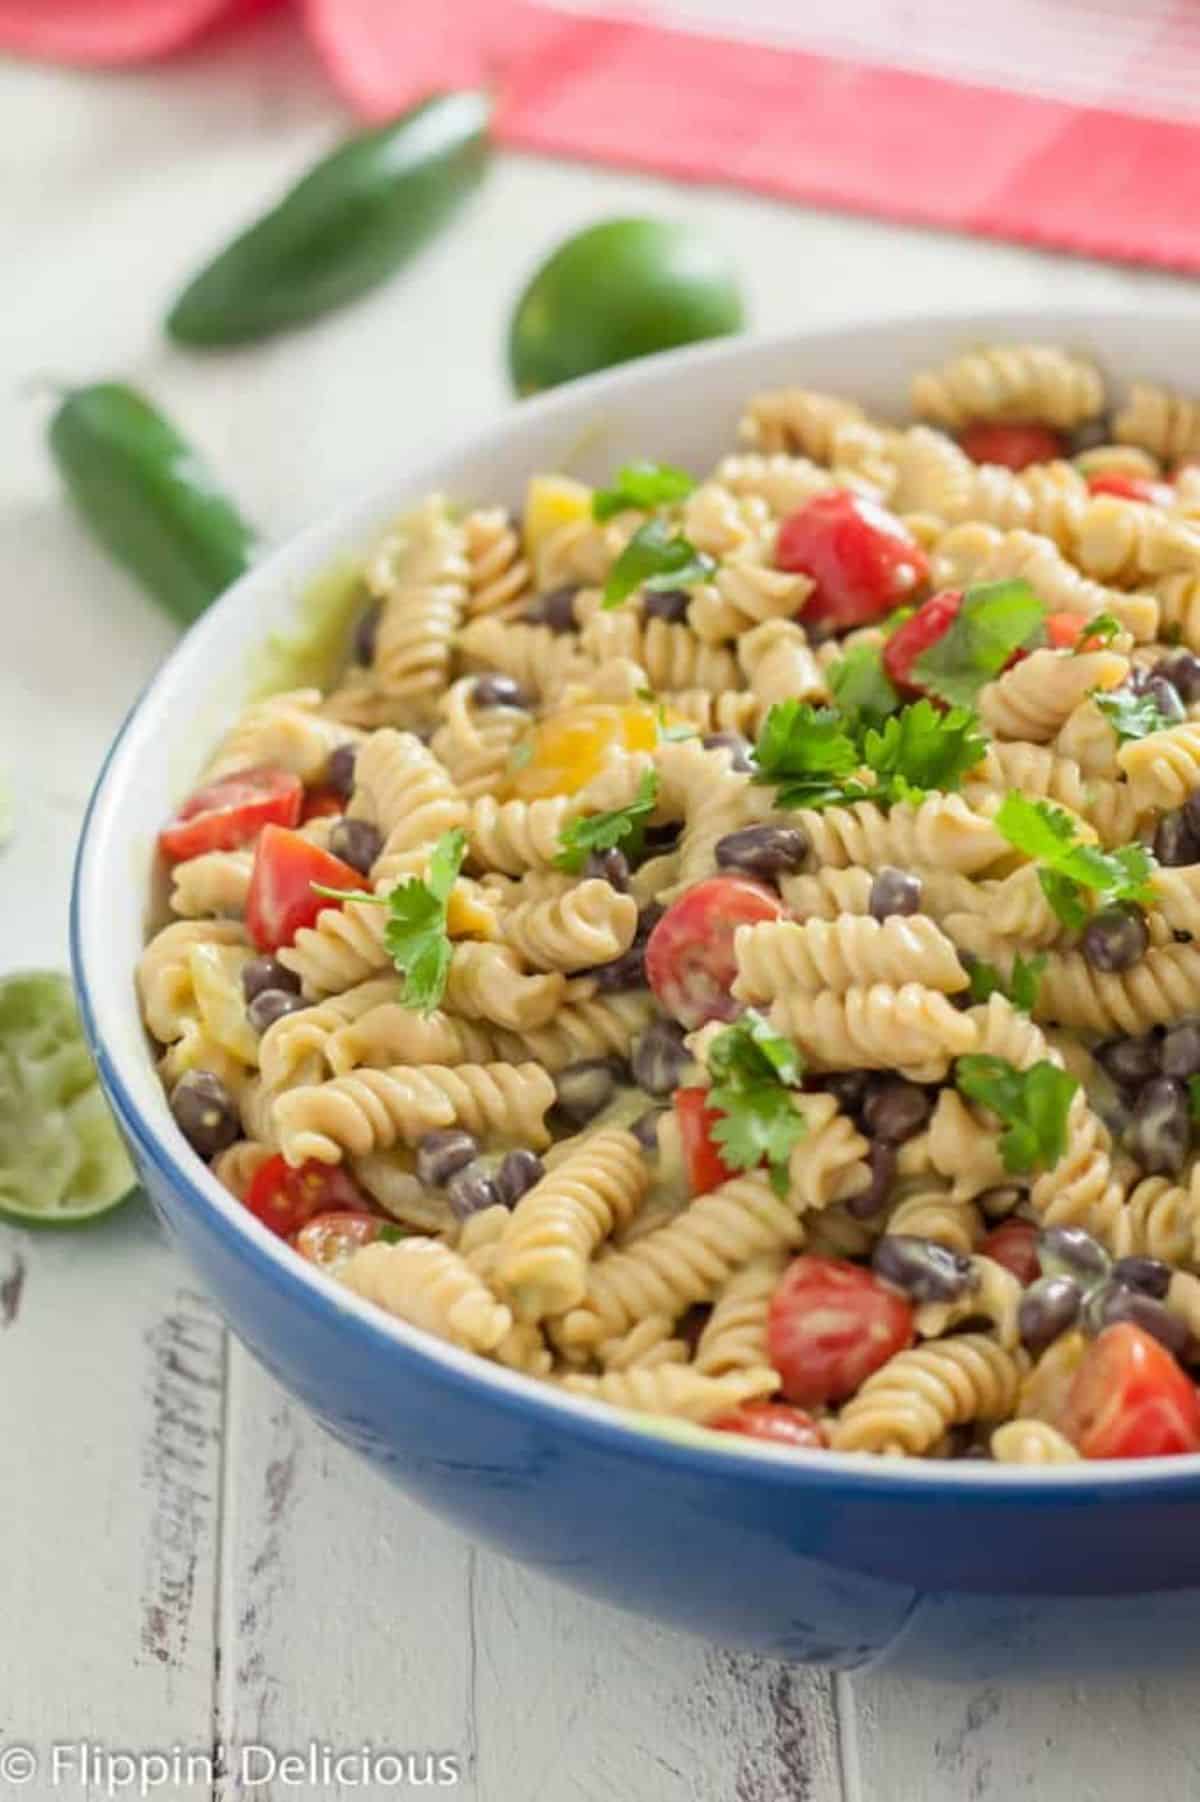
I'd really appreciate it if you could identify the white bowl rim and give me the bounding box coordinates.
[73,301,1200,1493]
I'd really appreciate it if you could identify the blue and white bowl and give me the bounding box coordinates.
[72,309,1200,1679]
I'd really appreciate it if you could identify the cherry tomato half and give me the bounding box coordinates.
[767,1255,915,1408]
[979,1218,1040,1287]
[882,589,962,695]
[645,875,786,1029]
[1086,471,1174,507]
[246,1155,372,1239]
[777,490,929,631]
[674,1086,738,1195]
[158,765,302,863]
[293,1209,383,1272]
[959,421,1064,470]
[245,824,363,953]
[300,785,346,822]
[1058,1323,1200,1460]
[710,1401,827,1450]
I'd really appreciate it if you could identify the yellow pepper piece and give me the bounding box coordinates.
[507,701,668,801]
[521,474,594,563]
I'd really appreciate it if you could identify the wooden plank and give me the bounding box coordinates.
[846,1672,1200,1800]
[0,1211,223,1796]
[217,1349,844,1802]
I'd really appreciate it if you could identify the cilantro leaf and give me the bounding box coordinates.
[705,1011,808,1195]
[752,700,869,811]
[913,579,1047,708]
[593,461,696,521]
[827,642,900,731]
[967,953,1046,1013]
[861,699,987,804]
[377,1224,409,1245]
[554,768,659,873]
[603,519,715,608]
[1075,612,1121,651]
[1094,685,1177,744]
[994,792,1156,927]
[955,1053,1077,1174]
[311,828,466,1013]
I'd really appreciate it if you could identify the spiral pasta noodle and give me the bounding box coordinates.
[340,1237,513,1354]
[911,344,1104,430]
[274,1062,555,1165]
[830,1335,1025,1456]
[495,1128,648,1321]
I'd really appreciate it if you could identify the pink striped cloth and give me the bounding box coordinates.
[6,0,1200,271]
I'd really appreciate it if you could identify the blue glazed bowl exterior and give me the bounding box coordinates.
[73,310,1200,1679]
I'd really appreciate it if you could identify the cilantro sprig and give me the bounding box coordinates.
[913,579,1047,708]
[312,829,466,1013]
[603,519,715,608]
[1094,685,1179,744]
[752,696,985,812]
[593,461,696,521]
[705,1011,808,1195]
[967,951,1046,1014]
[827,642,899,731]
[993,793,1157,930]
[955,1054,1077,1174]
[554,768,659,873]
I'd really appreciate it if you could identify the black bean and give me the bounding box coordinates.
[715,824,809,882]
[872,1234,977,1302]
[473,671,529,710]
[1185,789,1200,839]
[585,944,647,992]
[641,586,691,622]
[326,742,358,800]
[415,1129,479,1189]
[329,817,382,876]
[584,847,630,890]
[1083,1281,1191,1358]
[637,904,665,941]
[1018,1274,1082,1356]
[247,988,307,1034]
[1160,651,1200,705]
[869,867,923,921]
[1144,674,1187,725]
[1162,1017,1200,1079]
[678,1304,711,1352]
[630,1108,665,1153]
[169,1070,239,1160]
[1095,1033,1162,1087]
[525,585,578,632]
[494,1148,544,1208]
[862,1077,931,1143]
[1082,904,1149,973]
[1039,1225,1110,1285]
[555,1058,620,1126]
[1068,416,1112,454]
[1112,1255,1172,1300]
[642,820,682,852]
[1155,809,1200,867]
[242,955,301,1004]
[1128,1075,1192,1175]
[824,1070,871,1116]
[353,599,382,665]
[700,731,754,773]
[631,1018,690,1096]
[844,1139,897,1217]
[446,1163,499,1221]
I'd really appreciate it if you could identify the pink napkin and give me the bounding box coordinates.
[8,0,1200,273]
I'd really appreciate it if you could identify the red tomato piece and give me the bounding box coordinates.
[767,1255,915,1408]
[246,1156,372,1239]
[645,875,786,1029]
[674,1087,738,1195]
[777,490,929,630]
[710,1401,827,1450]
[979,1218,1041,1287]
[1058,1323,1200,1460]
[158,765,302,863]
[959,421,1064,470]
[882,589,962,695]
[293,1209,383,1270]
[300,785,346,822]
[245,824,363,953]
[1086,472,1174,507]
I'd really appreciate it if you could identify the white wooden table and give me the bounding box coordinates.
[4,15,1198,1798]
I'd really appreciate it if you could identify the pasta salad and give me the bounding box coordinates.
[138,342,1200,1464]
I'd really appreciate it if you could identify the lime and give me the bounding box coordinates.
[507,218,745,396]
[0,971,138,1226]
